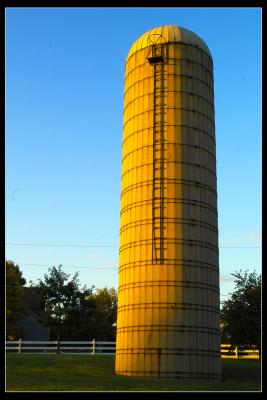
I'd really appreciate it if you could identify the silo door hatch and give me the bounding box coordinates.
[147,55,164,64]
[147,44,165,64]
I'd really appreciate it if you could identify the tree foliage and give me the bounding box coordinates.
[34,265,117,341]
[221,270,261,349]
[6,260,28,340]
[85,287,117,341]
[35,265,93,341]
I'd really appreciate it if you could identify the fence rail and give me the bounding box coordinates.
[5,341,260,359]
[221,344,260,359]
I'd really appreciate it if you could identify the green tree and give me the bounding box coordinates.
[6,260,28,340]
[221,270,261,349]
[86,287,118,341]
[34,266,118,341]
[35,265,92,350]
[61,287,118,341]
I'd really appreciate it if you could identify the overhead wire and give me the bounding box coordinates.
[6,243,118,248]
[5,260,116,270]
[6,242,261,248]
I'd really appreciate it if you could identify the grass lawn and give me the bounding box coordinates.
[6,354,261,392]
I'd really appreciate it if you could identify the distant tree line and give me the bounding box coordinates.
[6,261,261,350]
[6,260,29,340]
[220,269,261,350]
[6,260,117,341]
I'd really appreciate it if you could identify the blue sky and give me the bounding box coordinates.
[6,7,262,303]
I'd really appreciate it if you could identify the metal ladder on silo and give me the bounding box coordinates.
[147,44,167,264]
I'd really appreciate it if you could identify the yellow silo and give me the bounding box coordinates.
[115,25,221,382]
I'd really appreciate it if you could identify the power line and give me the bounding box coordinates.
[5,242,262,248]
[5,284,232,297]
[6,243,118,248]
[219,246,261,249]
[5,261,117,270]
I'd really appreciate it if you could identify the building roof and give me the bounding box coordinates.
[23,287,44,319]
[126,25,212,61]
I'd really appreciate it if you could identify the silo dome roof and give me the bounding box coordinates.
[126,25,212,61]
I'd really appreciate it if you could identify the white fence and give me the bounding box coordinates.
[6,341,260,359]
[6,340,115,355]
[221,344,260,359]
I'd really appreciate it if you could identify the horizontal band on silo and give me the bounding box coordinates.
[118,279,219,293]
[116,324,221,335]
[125,50,213,70]
[124,62,213,84]
[122,143,216,164]
[124,106,214,126]
[118,259,219,272]
[117,302,220,314]
[121,160,216,180]
[122,124,215,146]
[115,370,221,379]
[126,54,213,74]
[124,73,214,96]
[120,217,218,234]
[119,238,218,253]
[123,107,215,129]
[120,198,217,217]
[120,179,217,199]
[124,91,214,115]
[116,348,220,357]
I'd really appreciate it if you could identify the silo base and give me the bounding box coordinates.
[115,354,222,383]
[115,370,222,383]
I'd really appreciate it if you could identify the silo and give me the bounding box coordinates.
[115,25,221,382]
